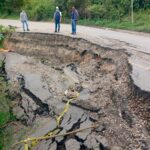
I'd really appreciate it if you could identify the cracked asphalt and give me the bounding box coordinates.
[0,19,150,91]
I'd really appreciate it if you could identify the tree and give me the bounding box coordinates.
[1,0,24,14]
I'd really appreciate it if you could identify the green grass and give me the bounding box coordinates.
[0,13,19,20]
[0,44,3,49]
[0,61,16,150]
[63,10,150,32]
[0,124,15,150]
[78,10,150,32]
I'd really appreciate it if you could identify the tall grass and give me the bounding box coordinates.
[78,10,150,32]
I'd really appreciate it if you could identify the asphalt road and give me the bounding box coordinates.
[0,19,150,92]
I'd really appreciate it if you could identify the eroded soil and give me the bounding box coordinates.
[1,33,150,150]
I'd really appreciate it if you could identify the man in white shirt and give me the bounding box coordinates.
[20,10,30,31]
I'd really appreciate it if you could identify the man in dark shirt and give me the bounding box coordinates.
[71,7,79,35]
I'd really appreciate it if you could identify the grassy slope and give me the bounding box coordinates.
[0,13,19,20]
[0,25,17,150]
[78,10,150,32]
[0,61,16,150]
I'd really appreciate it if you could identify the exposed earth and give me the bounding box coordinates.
[0,20,150,150]
[0,19,150,92]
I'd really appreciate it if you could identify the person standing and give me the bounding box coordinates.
[54,7,62,32]
[71,6,79,35]
[20,10,30,31]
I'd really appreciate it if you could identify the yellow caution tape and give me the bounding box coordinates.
[56,92,79,127]
[13,121,98,150]
[24,143,28,150]
[31,139,39,149]
[13,91,79,150]
[22,138,32,150]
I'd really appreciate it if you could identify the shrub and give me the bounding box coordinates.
[24,0,55,20]
[0,25,15,48]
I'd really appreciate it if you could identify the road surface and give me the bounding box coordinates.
[0,19,150,92]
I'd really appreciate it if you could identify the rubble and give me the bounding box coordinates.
[65,139,81,150]
[1,33,150,150]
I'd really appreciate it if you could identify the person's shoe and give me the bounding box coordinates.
[27,28,30,31]
[71,32,76,35]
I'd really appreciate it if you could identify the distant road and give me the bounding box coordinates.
[0,19,150,92]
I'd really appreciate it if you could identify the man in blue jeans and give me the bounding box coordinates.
[20,10,30,31]
[54,7,62,32]
[71,7,79,35]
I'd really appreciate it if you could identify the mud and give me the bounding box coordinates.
[1,32,150,150]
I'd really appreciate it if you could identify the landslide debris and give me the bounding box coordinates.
[1,33,150,150]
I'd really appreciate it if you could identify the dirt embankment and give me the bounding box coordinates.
[2,32,150,150]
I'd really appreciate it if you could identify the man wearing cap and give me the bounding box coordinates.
[53,7,62,32]
[20,10,30,31]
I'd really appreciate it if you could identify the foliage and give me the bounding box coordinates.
[0,0,150,21]
[0,25,15,34]
[0,25,15,48]
[0,0,24,15]
[78,9,150,32]
[0,61,16,150]
[0,34,4,47]
[23,0,55,20]
[0,34,4,41]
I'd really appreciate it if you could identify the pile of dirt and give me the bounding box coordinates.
[1,32,150,150]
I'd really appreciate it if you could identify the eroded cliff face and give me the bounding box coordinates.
[2,32,150,150]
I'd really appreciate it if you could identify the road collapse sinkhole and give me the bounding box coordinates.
[1,32,150,150]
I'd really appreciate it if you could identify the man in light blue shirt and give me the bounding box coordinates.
[20,10,30,31]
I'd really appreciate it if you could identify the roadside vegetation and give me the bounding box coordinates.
[0,34,4,48]
[0,60,16,150]
[0,0,150,32]
[78,9,150,32]
[0,25,16,150]
[0,25,15,49]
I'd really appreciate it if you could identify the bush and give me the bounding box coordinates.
[24,0,55,20]
[0,63,16,150]
[0,25,15,48]
[87,4,106,19]
[0,25,15,34]
[0,34,4,45]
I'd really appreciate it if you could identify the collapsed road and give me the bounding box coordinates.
[1,19,150,150]
[0,32,149,150]
[0,19,150,92]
